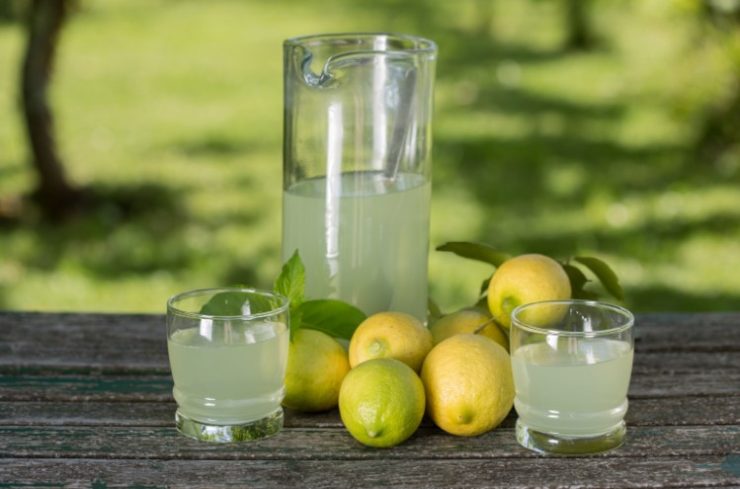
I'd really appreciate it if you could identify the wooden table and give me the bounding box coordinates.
[1,312,738,488]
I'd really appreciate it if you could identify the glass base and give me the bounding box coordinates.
[175,408,283,443]
[516,419,626,455]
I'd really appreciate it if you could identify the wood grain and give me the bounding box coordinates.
[1,312,738,489]
[0,425,737,460]
[635,312,740,352]
[0,312,168,373]
[1,312,738,373]
[2,370,738,402]
[0,396,737,428]
[1,456,739,488]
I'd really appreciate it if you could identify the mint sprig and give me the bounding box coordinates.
[199,291,249,316]
[274,250,366,340]
[274,250,305,313]
[274,250,305,339]
[199,251,366,341]
[297,299,366,340]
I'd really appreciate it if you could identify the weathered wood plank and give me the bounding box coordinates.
[1,312,738,373]
[2,369,738,403]
[0,375,173,402]
[0,425,737,460]
[628,371,740,397]
[1,396,737,428]
[635,312,740,352]
[0,312,736,489]
[1,456,738,488]
[0,312,168,373]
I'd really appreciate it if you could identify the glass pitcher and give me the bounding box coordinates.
[282,33,437,321]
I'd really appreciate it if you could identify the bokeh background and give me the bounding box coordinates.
[1,0,739,314]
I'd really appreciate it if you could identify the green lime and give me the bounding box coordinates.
[339,358,425,448]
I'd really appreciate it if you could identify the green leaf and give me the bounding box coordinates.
[436,242,510,267]
[297,299,367,340]
[199,291,248,316]
[572,288,600,300]
[574,256,624,301]
[274,251,307,340]
[561,263,589,295]
[274,250,305,311]
[479,276,491,295]
[475,295,489,309]
[289,308,303,341]
[427,297,443,323]
[199,291,280,317]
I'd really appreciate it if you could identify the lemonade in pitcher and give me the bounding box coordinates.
[282,171,430,320]
[282,34,437,321]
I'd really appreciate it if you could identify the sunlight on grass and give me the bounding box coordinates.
[0,0,738,313]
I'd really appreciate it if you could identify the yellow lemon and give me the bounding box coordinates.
[421,334,514,437]
[349,311,433,372]
[429,306,509,351]
[487,254,571,330]
[339,358,425,448]
[282,329,350,412]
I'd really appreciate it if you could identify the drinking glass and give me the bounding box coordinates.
[166,288,290,442]
[282,33,437,321]
[510,300,634,455]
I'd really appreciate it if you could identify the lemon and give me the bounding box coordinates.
[282,329,350,412]
[487,254,571,330]
[339,358,425,448]
[349,311,433,372]
[421,334,514,437]
[429,307,509,351]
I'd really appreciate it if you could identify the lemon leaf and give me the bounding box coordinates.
[572,288,600,300]
[479,276,491,295]
[561,263,588,295]
[298,299,367,340]
[436,241,510,267]
[427,297,444,324]
[475,277,492,308]
[199,291,248,316]
[574,256,624,301]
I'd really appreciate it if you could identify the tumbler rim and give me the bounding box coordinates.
[511,299,634,337]
[167,287,290,321]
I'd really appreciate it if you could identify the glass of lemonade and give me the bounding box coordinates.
[282,34,437,321]
[510,300,634,455]
[166,288,289,442]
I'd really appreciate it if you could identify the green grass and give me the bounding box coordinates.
[1,0,738,313]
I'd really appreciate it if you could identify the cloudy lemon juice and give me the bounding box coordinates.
[282,171,430,321]
[168,321,289,425]
[512,338,633,436]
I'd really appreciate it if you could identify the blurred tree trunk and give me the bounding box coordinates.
[564,0,594,50]
[474,0,494,37]
[697,82,740,161]
[21,0,80,219]
[695,4,740,163]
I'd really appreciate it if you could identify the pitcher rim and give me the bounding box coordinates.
[284,32,437,55]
